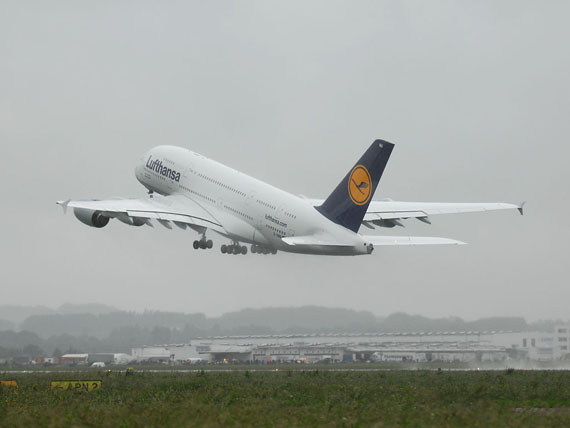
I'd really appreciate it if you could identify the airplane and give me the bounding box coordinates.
[57,140,523,256]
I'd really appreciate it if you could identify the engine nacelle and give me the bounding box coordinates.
[73,208,110,228]
[371,219,403,228]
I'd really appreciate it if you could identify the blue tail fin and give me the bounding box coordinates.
[316,139,394,233]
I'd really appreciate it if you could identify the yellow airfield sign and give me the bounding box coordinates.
[51,380,101,392]
[1,380,18,388]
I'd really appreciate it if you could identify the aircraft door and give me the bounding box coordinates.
[246,191,256,206]
[183,163,195,179]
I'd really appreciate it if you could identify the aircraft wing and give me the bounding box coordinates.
[57,194,226,234]
[306,198,523,228]
[365,200,523,220]
[282,235,354,247]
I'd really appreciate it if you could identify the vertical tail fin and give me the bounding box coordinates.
[316,139,394,233]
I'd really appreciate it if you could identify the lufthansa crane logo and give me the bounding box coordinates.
[348,164,372,206]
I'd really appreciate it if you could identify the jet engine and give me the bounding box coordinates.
[371,219,404,228]
[73,208,110,228]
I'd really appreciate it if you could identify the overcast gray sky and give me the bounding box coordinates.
[1,1,568,321]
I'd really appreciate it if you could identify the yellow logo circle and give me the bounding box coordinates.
[348,164,372,206]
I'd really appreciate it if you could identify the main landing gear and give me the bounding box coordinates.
[221,243,247,255]
[193,236,213,250]
[251,244,277,255]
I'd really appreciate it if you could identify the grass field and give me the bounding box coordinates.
[1,368,570,427]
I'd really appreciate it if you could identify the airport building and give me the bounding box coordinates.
[58,353,133,366]
[488,325,570,361]
[554,325,570,359]
[129,333,504,364]
[7,328,569,367]
[129,326,570,365]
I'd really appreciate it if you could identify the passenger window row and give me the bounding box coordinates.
[198,173,246,197]
[265,224,285,237]
[180,184,216,204]
[256,199,276,210]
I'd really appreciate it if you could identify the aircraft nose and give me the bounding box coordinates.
[134,158,145,181]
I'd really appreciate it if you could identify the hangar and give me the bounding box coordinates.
[129,325,570,365]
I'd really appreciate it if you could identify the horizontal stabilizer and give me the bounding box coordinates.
[282,235,354,247]
[364,235,465,246]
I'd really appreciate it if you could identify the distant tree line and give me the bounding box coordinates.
[0,306,564,357]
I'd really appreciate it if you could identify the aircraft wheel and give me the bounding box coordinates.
[193,240,199,250]
[200,241,207,249]
[251,245,257,254]
[206,240,213,249]
[241,246,247,255]
[221,244,227,254]
[271,248,277,255]
[233,246,240,255]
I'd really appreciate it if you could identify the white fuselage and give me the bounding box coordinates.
[134,146,370,255]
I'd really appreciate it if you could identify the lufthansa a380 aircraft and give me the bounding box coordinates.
[57,140,523,256]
